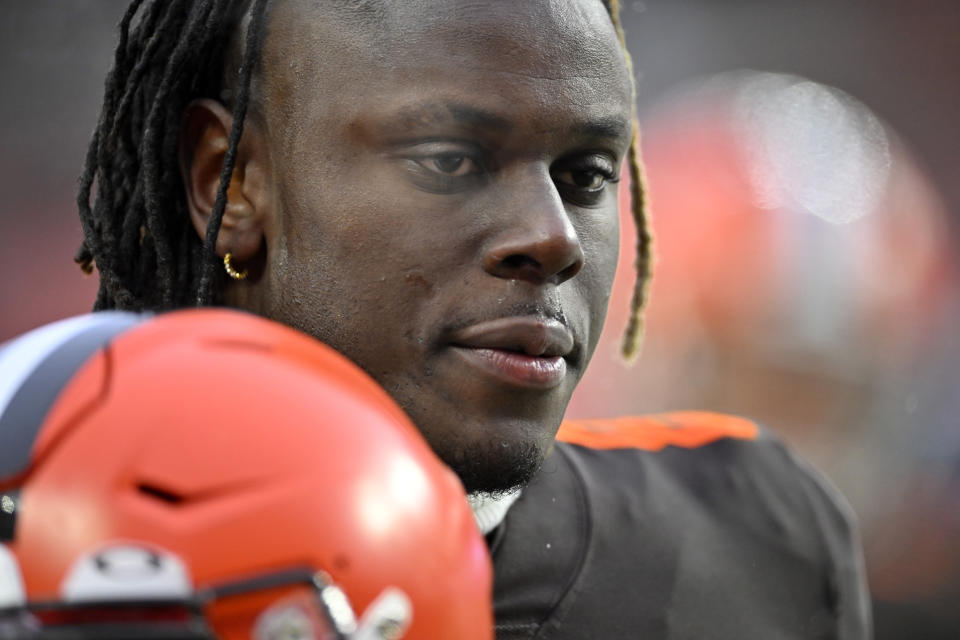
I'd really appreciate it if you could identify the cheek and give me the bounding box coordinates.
[270,196,447,354]
[581,207,620,288]
[576,208,620,341]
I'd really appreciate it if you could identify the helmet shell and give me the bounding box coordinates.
[2,309,492,639]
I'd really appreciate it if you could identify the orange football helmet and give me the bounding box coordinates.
[0,309,493,639]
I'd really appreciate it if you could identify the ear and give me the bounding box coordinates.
[179,99,268,264]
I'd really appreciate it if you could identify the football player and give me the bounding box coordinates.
[70,1,871,636]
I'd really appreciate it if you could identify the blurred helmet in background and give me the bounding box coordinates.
[575,70,960,447]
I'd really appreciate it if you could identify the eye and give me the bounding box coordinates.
[552,155,619,199]
[553,169,608,191]
[414,154,481,177]
[399,144,487,194]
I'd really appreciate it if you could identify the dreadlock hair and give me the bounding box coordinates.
[76,0,653,358]
[605,0,654,361]
[75,0,270,311]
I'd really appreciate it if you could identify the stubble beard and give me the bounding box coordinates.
[433,432,549,496]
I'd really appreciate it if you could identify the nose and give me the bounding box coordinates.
[482,171,585,286]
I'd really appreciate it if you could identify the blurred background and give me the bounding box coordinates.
[2,2,958,637]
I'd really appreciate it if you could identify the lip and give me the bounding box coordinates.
[448,317,574,389]
[449,317,574,356]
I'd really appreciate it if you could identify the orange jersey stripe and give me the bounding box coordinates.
[557,411,759,452]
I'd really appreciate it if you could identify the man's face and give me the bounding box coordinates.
[249,0,632,493]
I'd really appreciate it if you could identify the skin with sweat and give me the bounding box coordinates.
[182,0,633,493]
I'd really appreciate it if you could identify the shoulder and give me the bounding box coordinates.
[556,412,859,551]
[501,414,872,638]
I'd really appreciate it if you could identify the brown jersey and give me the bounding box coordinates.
[490,413,871,639]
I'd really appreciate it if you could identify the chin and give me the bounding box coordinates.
[376,369,570,494]
[427,420,554,495]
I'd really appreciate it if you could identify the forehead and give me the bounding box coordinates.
[259,0,632,137]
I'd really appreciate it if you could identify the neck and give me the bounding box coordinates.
[468,489,522,535]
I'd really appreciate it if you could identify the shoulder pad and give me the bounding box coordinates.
[557,411,759,451]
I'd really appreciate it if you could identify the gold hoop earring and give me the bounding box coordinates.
[223,253,248,281]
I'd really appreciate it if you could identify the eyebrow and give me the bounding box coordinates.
[384,102,514,134]
[377,101,630,142]
[575,115,631,141]
[448,104,514,132]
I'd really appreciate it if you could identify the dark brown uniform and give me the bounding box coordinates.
[491,414,871,639]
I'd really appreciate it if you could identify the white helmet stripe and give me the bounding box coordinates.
[0,312,143,479]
